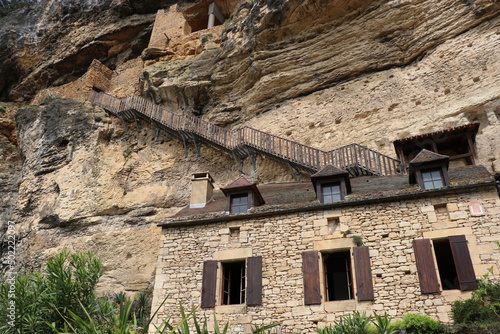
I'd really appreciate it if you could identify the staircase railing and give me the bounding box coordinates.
[88,91,402,176]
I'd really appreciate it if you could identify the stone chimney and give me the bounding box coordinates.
[190,172,214,208]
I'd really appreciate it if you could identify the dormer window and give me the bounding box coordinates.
[221,175,265,214]
[311,165,351,204]
[321,183,342,203]
[421,169,444,190]
[230,194,249,214]
[409,149,450,190]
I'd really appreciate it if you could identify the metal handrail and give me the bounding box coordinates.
[88,91,402,176]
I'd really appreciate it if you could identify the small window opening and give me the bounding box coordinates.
[229,227,240,242]
[231,194,248,214]
[221,261,246,305]
[323,251,353,301]
[327,217,340,234]
[322,183,341,203]
[422,169,444,190]
[433,239,459,290]
[434,203,449,220]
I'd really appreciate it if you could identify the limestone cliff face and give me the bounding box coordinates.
[143,0,500,170]
[1,0,500,294]
[0,0,176,101]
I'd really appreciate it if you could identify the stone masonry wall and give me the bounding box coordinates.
[151,187,500,333]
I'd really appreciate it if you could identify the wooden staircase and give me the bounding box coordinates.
[88,91,402,178]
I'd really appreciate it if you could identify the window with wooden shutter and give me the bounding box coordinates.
[201,260,217,308]
[449,235,478,291]
[323,251,354,301]
[246,256,262,306]
[413,239,440,294]
[353,246,374,301]
[302,251,321,305]
[221,261,246,305]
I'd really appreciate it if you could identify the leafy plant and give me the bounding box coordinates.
[372,312,397,334]
[397,314,445,334]
[252,322,281,334]
[0,105,6,114]
[123,146,134,159]
[0,249,103,334]
[452,267,500,324]
[353,235,363,247]
[40,94,61,104]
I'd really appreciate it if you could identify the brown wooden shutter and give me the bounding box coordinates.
[449,235,478,291]
[413,239,440,293]
[353,246,374,301]
[302,251,321,305]
[201,260,217,308]
[246,256,262,306]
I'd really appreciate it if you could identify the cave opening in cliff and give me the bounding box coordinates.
[183,0,232,33]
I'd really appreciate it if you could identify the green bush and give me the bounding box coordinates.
[0,106,6,114]
[397,314,445,334]
[452,269,500,324]
[452,298,493,324]
[0,249,103,333]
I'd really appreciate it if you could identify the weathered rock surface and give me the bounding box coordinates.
[0,0,177,101]
[6,98,263,293]
[1,0,500,295]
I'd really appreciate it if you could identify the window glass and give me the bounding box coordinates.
[322,183,341,203]
[422,169,444,189]
[231,194,248,213]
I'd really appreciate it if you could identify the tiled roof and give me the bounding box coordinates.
[220,174,255,191]
[160,165,495,226]
[311,165,348,178]
[409,149,449,165]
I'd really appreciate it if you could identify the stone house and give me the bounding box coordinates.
[151,124,500,332]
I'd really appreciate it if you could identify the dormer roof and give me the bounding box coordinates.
[409,149,449,165]
[311,165,348,178]
[311,164,351,194]
[409,149,450,184]
[221,174,265,205]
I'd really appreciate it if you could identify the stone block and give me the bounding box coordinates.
[421,206,435,213]
[314,219,328,227]
[291,306,312,316]
[427,211,438,223]
[449,211,468,220]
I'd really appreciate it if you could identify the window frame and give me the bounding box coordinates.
[223,190,255,214]
[413,235,478,294]
[230,193,250,214]
[201,256,262,308]
[413,162,450,190]
[315,178,348,204]
[421,168,445,190]
[322,250,354,302]
[302,245,374,305]
[221,260,246,305]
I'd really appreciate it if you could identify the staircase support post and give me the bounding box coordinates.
[155,127,160,142]
[232,152,245,172]
[120,115,128,134]
[287,163,300,182]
